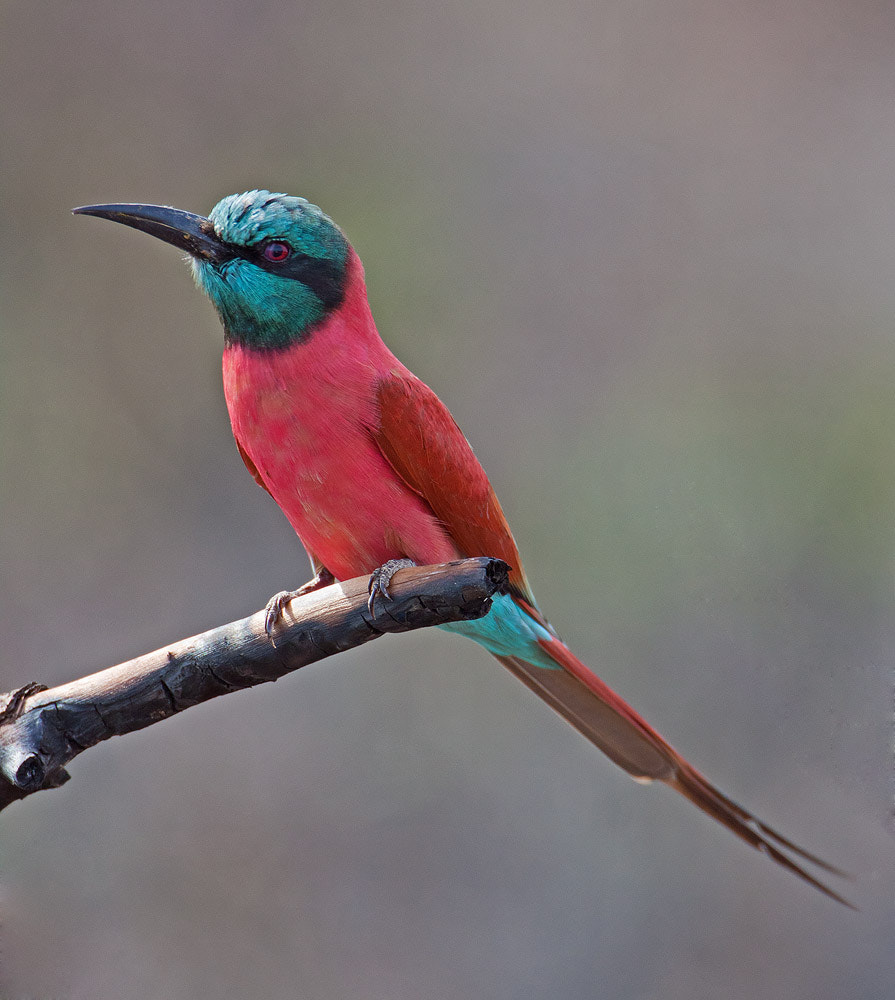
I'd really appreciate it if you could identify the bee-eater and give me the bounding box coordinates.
[74,191,849,905]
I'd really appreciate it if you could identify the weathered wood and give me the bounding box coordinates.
[0,558,508,812]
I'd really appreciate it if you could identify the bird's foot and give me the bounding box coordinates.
[367,559,416,616]
[264,567,335,643]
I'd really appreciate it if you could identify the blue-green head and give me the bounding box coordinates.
[74,191,350,350]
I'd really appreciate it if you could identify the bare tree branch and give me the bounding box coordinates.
[0,558,508,813]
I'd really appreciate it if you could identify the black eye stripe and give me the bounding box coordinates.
[207,233,346,312]
[270,254,345,310]
[213,241,344,310]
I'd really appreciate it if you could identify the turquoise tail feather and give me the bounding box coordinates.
[439,591,559,668]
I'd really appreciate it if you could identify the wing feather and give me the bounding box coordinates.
[372,369,534,601]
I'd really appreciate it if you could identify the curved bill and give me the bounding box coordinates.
[73,203,232,264]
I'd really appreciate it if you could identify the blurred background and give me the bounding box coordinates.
[1,1,894,997]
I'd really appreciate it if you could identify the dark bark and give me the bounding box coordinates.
[0,558,507,812]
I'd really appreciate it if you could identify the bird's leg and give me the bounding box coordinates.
[367,559,417,616]
[264,567,336,640]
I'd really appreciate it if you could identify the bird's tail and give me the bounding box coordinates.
[492,630,853,908]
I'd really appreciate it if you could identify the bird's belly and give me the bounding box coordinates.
[271,433,458,579]
[225,363,459,579]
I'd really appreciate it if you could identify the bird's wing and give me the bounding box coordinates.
[235,436,328,579]
[236,438,274,496]
[372,368,535,602]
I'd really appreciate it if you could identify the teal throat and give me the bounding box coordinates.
[191,190,350,351]
[193,255,336,350]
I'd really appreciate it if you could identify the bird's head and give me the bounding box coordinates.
[74,191,350,350]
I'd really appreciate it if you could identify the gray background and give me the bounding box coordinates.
[1,1,893,997]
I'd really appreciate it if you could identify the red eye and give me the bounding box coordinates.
[262,241,291,263]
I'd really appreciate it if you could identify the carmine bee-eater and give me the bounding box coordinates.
[74,191,849,905]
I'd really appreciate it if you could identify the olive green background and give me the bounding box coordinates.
[1,2,893,997]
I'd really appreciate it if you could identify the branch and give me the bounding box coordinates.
[0,557,508,813]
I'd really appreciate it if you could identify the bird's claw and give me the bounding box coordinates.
[367,559,416,616]
[264,568,336,645]
[264,591,297,644]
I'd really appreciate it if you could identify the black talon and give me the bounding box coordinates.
[367,559,416,616]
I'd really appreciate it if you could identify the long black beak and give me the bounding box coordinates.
[73,203,233,265]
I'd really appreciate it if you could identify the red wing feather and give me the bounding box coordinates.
[373,370,534,601]
[235,435,327,579]
[236,437,273,496]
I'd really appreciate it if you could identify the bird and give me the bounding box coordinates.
[74,190,850,906]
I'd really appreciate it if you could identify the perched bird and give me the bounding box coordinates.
[74,191,849,905]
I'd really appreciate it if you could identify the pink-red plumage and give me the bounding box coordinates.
[223,247,850,906]
[224,250,460,579]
